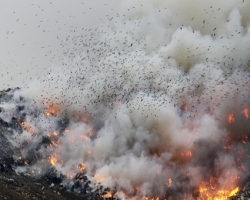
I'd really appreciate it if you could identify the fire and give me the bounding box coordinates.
[229,187,239,197]
[53,131,59,136]
[45,112,51,116]
[228,113,234,124]
[44,102,60,116]
[180,150,192,157]
[50,139,60,147]
[242,108,249,119]
[198,180,239,200]
[82,116,88,122]
[77,163,85,172]
[101,191,113,198]
[50,156,57,166]
[100,190,124,199]
[238,135,248,145]
[168,178,172,186]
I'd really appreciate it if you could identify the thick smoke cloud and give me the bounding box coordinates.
[1,0,250,199]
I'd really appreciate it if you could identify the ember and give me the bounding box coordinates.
[228,113,234,124]
[50,156,57,166]
[242,108,249,119]
[44,103,60,116]
[168,178,172,186]
[180,150,192,157]
[77,163,85,172]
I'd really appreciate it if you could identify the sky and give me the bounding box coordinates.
[0,0,120,90]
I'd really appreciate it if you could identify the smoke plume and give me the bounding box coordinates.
[1,0,250,199]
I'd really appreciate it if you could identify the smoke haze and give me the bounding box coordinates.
[1,0,250,199]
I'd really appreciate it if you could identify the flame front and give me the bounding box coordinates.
[229,187,239,197]
[198,180,239,200]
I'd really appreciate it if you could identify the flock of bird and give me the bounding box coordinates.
[1,1,250,199]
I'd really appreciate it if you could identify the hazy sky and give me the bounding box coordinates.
[0,0,120,90]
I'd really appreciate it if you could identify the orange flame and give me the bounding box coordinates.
[50,156,57,166]
[180,150,192,157]
[44,103,60,116]
[242,108,249,119]
[198,180,239,200]
[228,113,234,124]
[77,163,85,172]
[50,139,60,147]
[229,187,239,197]
[101,191,113,198]
[168,178,172,186]
[82,116,88,122]
[53,131,59,136]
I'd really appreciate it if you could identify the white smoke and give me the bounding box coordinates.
[1,0,250,199]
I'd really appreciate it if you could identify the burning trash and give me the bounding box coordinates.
[1,0,250,199]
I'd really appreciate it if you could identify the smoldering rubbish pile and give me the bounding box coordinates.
[1,0,250,199]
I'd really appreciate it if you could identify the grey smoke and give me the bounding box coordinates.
[1,0,250,199]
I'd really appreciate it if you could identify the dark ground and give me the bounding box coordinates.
[0,169,87,200]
